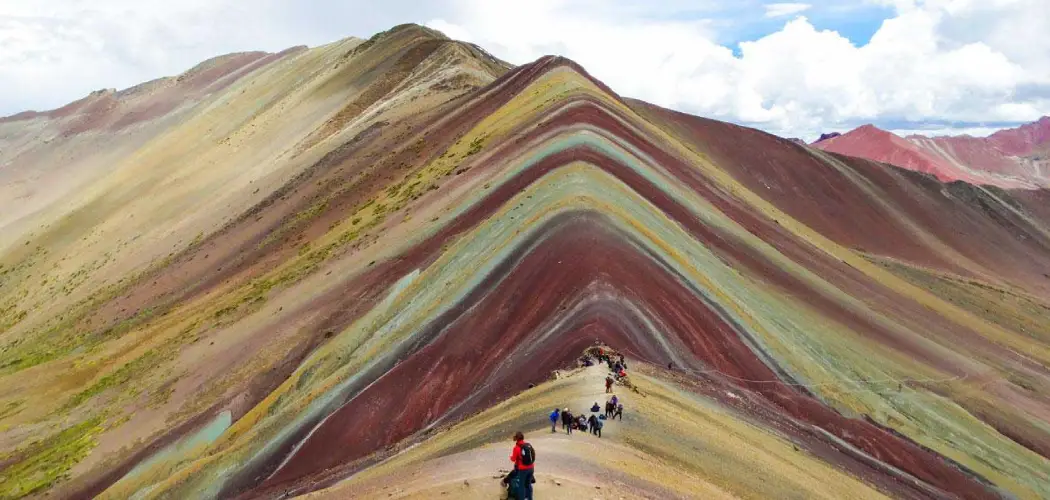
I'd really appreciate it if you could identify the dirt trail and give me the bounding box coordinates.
[312,362,716,499]
[307,355,889,499]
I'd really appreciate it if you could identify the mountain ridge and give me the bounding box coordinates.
[812,117,1050,189]
[1,23,1050,500]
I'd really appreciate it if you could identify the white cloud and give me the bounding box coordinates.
[890,126,1003,138]
[1,0,1048,141]
[764,3,812,18]
[426,0,1050,140]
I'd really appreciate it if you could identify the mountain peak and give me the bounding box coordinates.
[4,22,1049,500]
[811,116,1050,187]
[370,22,450,43]
[850,123,891,136]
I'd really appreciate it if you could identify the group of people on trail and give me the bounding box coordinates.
[594,348,626,369]
[510,346,633,499]
[510,401,625,499]
[550,407,598,435]
[596,356,628,393]
[549,391,624,436]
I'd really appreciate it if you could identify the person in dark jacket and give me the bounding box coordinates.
[561,408,573,434]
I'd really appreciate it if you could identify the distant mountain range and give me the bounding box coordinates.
[810,117,1050,189]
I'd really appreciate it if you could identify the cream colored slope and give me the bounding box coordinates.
[0,118,167,246]
[0,29,507,341]
[0,51,306,251]
[0,38,358,335]
[0,29,511,498]
[2,38,383,341]
[313,365,888,500]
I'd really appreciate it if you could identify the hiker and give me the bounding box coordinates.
[610,395,619,407]
[605,375,614,393]
[604,400,615,418]
[561,408,573,434]
[593,416,604,437]
[509,431,535,500]
[549,408,560,433]
[577,415,588,432]
[587,414,599,434]
[590,402,601,413]
[613,361,623,373]
[614,403,623,420]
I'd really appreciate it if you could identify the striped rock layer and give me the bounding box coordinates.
[812,120,1050,189]
[1,24,1050,499]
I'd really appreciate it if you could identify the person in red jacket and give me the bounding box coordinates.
[509,431,535,499]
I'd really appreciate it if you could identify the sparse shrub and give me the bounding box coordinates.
[465,135,485,156]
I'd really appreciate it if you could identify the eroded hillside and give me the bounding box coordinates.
[2,24,1050,500]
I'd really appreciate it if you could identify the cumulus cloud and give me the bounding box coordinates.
[764,3,812,18]
[427,0,1050,139]
[1,0,1048,140]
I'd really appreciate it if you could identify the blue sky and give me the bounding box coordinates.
[712,3,893,56]
[1,0,1047,140]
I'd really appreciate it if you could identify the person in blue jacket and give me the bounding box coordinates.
[549,408,560,433]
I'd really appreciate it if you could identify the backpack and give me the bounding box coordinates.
[519,443,536,466]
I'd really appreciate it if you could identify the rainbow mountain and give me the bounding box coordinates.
[2,24,1050,499]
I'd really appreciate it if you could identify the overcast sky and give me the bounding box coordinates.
[1,0,1047,140]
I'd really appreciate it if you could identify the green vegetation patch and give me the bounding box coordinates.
[259,200,332,249]
[0,416,104,499]
[64,349,169,410]
[0,302,159,375]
